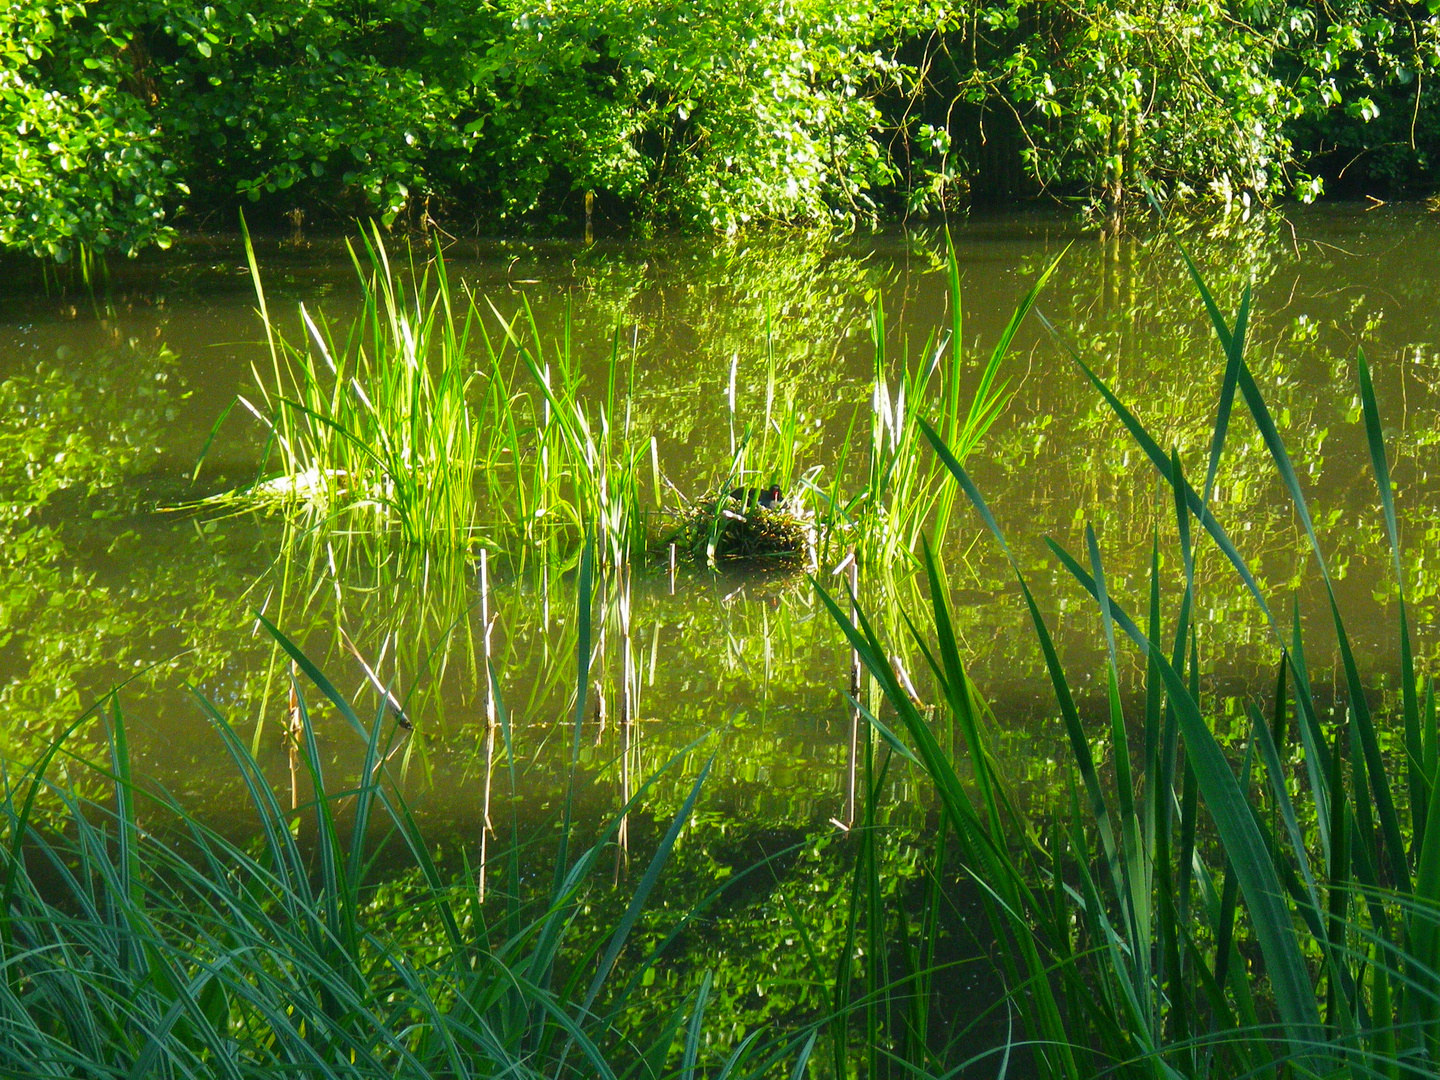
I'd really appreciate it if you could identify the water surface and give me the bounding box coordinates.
[3,205,1440,839]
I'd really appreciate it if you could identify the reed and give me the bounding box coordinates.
[235,218,487,550]
[828,238,1062,570]
[822,245,1440,1077]
[224,225,1049,575]
[227,226,660,566]
[0,543,824,1080]
[487,299,654,567]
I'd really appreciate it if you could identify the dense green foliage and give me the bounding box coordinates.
[912,2,1440,209]
[2,0,914,258]
[10,1,1440,257]
[1,1,184,259]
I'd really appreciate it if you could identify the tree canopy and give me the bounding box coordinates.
[5,1,1440,259]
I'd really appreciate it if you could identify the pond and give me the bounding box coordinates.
[3,205,1440,1054]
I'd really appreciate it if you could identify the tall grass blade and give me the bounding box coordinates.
[1228,346,1410,892]
[583,753,715,1010]
[556,533,595,895]
[926,428,1327,1066]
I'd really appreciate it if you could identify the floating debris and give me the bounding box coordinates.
[248,466,351,504]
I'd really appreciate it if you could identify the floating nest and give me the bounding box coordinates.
[667,489,816,566]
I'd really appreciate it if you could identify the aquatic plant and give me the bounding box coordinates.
[0,547,824,1080]
[486,300,655,567]
[823,249,1440,1076]
[224,226,1048,574]
[828,240,1060,571]
[224,225,661,565]
[236,219,485,548]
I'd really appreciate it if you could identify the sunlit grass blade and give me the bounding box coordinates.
[1200,284,1249,505]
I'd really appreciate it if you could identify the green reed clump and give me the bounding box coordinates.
[821,247,1440,1078]
[486,299,655,567]
[234,219,486,549]
[0,547,819,1080]
[221,224,1053,573]
[825,240,1062,570]
[227,224,657,565]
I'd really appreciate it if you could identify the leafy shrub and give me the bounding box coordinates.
[12,1,1440,259]
[0,1,185,259]
[1,0,917,259]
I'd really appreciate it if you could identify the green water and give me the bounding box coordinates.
[2,205,1440,841]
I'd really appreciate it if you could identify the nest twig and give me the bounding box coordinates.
[666,491,815,565]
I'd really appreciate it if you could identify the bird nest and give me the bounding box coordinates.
[667,490,815,566]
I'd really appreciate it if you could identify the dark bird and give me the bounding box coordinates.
[728,484,784,509]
